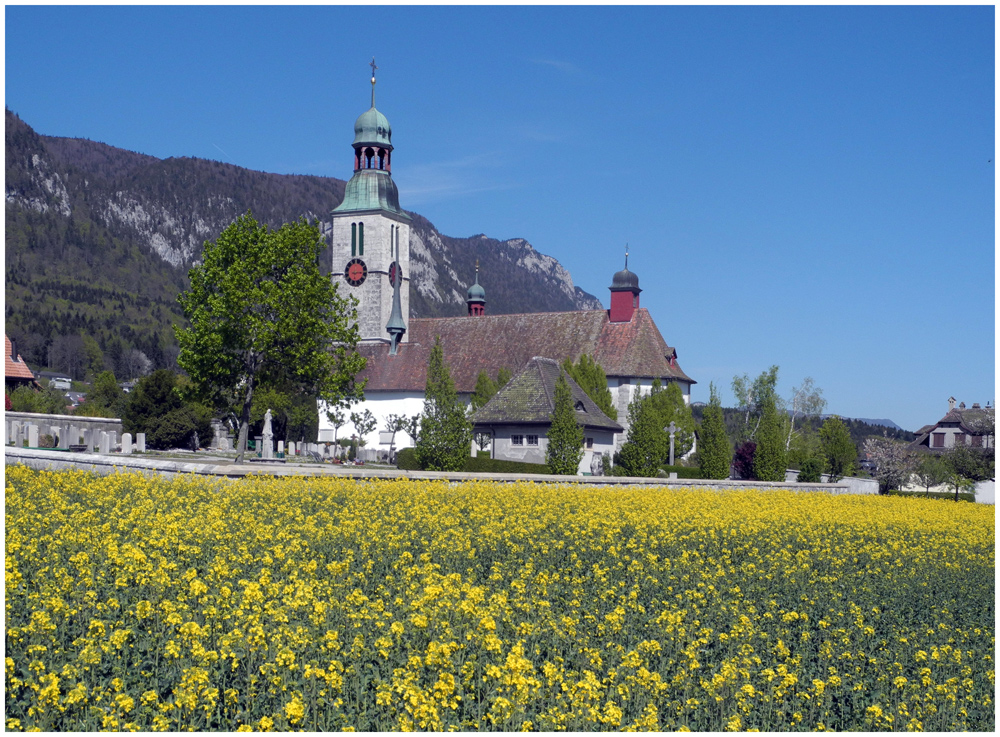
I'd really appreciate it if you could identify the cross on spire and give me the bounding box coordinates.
[624,243,629,270]
[369,57,378,82]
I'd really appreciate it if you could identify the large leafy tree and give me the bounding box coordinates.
[863,436,915,494]
[546,374,584,475]
[176,213,365,462]
[819,416,857,480]
[415,337,471,471]
[731,365,780,442]
[562,354,616,421]
[698,382,732,479]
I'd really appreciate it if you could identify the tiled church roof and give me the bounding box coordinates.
[353,308,694,393]
[470,357,623,431]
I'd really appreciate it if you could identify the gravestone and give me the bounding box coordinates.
[136,433,146,453]
[122,433,133,454]
[278,440,284,456]
[108,431,118,452]
[84,429,95,452]
[287,441,296,456]
[99,431,110,454]
[261,409,274,459]
[58,423,70,449]
[69,426,80,446]
[28,424,39,448]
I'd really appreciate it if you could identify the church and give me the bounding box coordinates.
[317,66,695,461]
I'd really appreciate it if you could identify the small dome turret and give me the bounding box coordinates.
[467,262,486,317]
[608,247,641,323]
[610,266,640,292]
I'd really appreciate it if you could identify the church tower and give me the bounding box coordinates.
[466,261,486,316]
[331,59,411,344]
[608,247,641,323]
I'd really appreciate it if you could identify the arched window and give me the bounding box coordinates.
[358,222,364,255]
[351,223,357,257]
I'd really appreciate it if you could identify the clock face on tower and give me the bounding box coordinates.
[388,261,403,285]
[345,258,367,287]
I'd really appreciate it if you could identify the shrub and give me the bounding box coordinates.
[396,447,420,470]
[797,457,824,483]
[733,441,757,480]
[462,456,550,475]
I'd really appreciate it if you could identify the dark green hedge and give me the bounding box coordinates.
[462,455,550,475]
[395,448,550,475]
[659,465,704,479]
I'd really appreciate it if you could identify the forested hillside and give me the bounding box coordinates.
[5,109,600,379]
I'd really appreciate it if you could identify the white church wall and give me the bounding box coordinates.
[318,392,424,449]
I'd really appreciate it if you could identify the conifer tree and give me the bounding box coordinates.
[562,354,617,420]
[698,382,732,479]
[415,337,471,471]
[616,394,667,477]
[752,393,787,481]
[469,370,498,411]
[648,379,696,459]
[546,374,584,475]
[496,366,513,389]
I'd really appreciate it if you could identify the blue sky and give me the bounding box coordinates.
[5,4,995,432]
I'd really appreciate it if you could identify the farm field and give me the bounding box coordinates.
[4,467,994,731]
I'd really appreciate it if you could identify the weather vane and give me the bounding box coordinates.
[625,243,629,270]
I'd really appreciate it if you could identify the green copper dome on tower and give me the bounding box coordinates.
[333,59,409,218]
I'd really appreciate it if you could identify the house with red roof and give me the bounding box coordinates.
[909,397,994,452]
[5,335,39,392]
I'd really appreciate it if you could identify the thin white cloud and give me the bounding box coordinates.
[395,152,518,205]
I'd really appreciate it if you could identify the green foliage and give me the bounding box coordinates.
[944,443,994,483]
[176,212,365,461]
[463,456,550,474]
[862,436,915,494]
[616,395,667,478]
[249,385,319,444]
[562,354,616,421]
[658,465,705,479]
[797,457,824,483]
[75,370,125,418]
[416,338,472,471]
[648,379,696,460]
[7,385,68,415]
[122,370,182,443]
[495,366,513,389]
[914,454,950,492]
[350,409,377,445]
[752,395,786,482]
[395,447,420,470]
[698,383,732,480]
[469,370,498,412]
[731,365,779,442]
[546,374,584,475]
[820,416,857,480]
[148,404,213,451]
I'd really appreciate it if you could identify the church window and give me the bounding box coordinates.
[527,435,538,446]
[358,222,365,255]
[351,223,357,257]
[511,435,523,446]
[586,437,594,449]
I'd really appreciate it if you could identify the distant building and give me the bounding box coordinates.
[5,335,38,391]
[470,357,623,473]
[317,67,695,460]
[909,397,994,452]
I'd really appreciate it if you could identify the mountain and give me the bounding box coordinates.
[5,109,602,377]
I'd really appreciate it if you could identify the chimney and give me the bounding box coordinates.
[959,402,966,410]
[972,403,981,409]
[948,396,956,411]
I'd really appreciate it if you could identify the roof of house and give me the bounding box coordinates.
[5,335,36,382]
[353,307,694,394]
[908,403,994,450]
[470,356,623,431]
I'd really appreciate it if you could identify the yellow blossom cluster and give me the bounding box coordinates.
[4,467,994,731]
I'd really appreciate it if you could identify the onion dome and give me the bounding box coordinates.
[353,106,392,149]
[467,262,486,316]
[609,248,641,293]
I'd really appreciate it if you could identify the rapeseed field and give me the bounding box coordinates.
[5,467,994,731]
